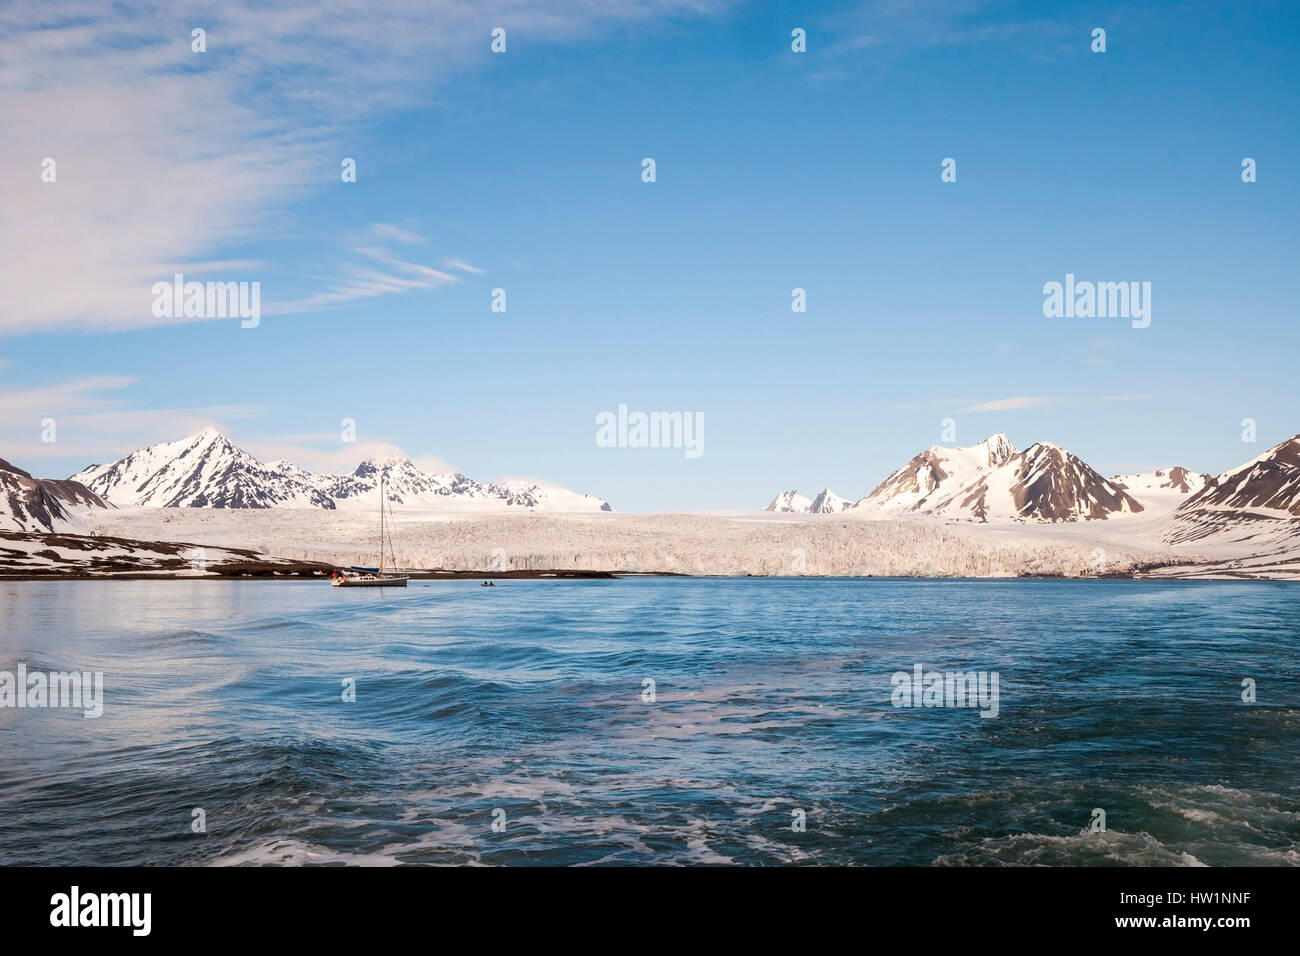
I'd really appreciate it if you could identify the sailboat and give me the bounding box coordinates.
[332,473,409,587]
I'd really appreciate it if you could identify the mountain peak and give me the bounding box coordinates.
[855,434,1141,521]
[1110,466,1212,508]
[71,431,334,509]
[1,458,107,532]
[763,490,813,513]
[180,427,241,454]
[1182,433,1300,517]
[856,434,1018,512]
[976,433,1018,466]
[808,488,851,514]
[352,455,416,478]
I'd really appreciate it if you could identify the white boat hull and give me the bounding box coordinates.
[332,575,408,588]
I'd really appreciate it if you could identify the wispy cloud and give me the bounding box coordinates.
[0,375,462,476]
[267,237,462,314]
[963,393,1170,413]
[442,258,487,275]
[803,0,1079,82]
[0,375,139,419]
[0,0,728,336]
[827,0,1073,54]
[368,223,426,245]
[963,396,1056,412]
[0,375,262,466]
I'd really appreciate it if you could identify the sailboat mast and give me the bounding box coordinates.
[378,472,385,575]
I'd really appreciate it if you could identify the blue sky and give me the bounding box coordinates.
[2,0,1297,511]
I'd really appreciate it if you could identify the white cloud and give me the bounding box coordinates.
[962,396,1055,412]
[0,375,263,467]
[442,258,487,275]
[266,240,461,314]
[962,393,1165,413]
[368,223,426,245]
[0,375,139,418]
[412,454,459,476]
[829,0,1071,54]
[0,375,460,476]
[0,0,728,336]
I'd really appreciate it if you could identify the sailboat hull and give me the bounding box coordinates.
[332,575,408,587]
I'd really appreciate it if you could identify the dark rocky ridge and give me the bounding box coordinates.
[0,458,107,531]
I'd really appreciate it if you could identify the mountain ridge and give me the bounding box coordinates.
[1,458,107,532]
[765,434,1185,523]
[70,430,613,513]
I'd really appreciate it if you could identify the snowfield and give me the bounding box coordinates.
[78,506,1236,578]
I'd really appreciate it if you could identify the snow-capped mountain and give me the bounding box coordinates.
[1167,435,1300,548]
[761,488,853,515]
[487,478,613,512]
[279,456,493,509]
[1181,436,1300,516]
[1110,467,1213,514]
[304,460,611,512]
[71,430,612,513]
[808,488,852,514]
[359,459,489,505]
[1,458,107,531]
[853,434,1018,513]
[921,441,1144,522]
[764,434,1140,522]
[763,490,813,513]
[73,429,336,509]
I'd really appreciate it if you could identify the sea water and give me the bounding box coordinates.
[0,577,1296,865]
